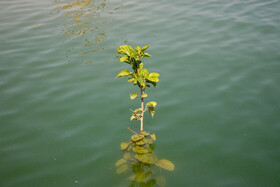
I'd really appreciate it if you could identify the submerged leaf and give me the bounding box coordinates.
[134,153,158,164]
[120,142,130,150]
[115,159,126,167]
[134,108,142,113]
[150,133,156,141]
[142,93,148,98]
[117,163,129,174]
[155,159,174,171]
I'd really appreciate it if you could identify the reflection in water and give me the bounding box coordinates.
[116,131,174,187]
[53,0,122,62]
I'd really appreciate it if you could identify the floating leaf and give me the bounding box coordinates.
[131,135,144,142]
[115,159,126,167]
[130,93,138,100]
[116,70,132,78]
[146,101,157,107]
[150,133,156,141]
[141,131,150,136]
[148,107,155,118]
[120,142,130,150]
[155,159,174,171]
[142,93,148,98]
[117,163,129,174]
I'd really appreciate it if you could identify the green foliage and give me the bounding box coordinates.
[115,45,159,132]
[115,131,175,186]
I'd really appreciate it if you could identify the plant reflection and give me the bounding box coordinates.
[116,131,174,187]
[53,0,122,62]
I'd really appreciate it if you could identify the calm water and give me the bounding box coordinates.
[1,0,280,186]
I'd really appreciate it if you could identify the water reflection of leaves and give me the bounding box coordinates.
[116,131,174,187]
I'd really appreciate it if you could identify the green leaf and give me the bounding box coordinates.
[117,163,129,174]
[130,114,137,121]
[146,80,156,87]
[135,46,141,53]
[147,72,159,82]
[144,53,152,57]
[142,93,148,98]
[140,69,149,78]
[139,63,143,71]
[142,45,150,52]
[120,142,130,150]
[116,45,134,56]
[128,77,135,83]
[155,159,175,171]
[146,101,157,107]
[123,152,131,160]
[115,159,126,167]
[132,145,149,154]
[120,56,130,63]
[116,70,132,78]
[150,133,156,141]
[148,107,155,117]
[134,108,142,113]
[131,135,144,142]
[130,93,138,100]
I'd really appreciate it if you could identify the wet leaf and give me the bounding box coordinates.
[120,56,130,63]
[130,93,138,100]
[150,133,156,141]
[117,163,129,174]
[135,139,146,146]
[115,158,126,167]
[120,142,130,150]
[155,159,174,171]
[131,135,144,142]
[141,131,150,136]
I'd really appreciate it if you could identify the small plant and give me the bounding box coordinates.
[115,45,174,186]
[115,45,159,134]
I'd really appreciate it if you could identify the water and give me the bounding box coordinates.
[1,0,280,186]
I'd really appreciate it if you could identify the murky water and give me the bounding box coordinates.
[1,0,280,186]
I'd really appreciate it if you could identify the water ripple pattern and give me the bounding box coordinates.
[0,0,280,186]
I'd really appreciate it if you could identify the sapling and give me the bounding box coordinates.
[115,45,175,182]
[116,45,159,134]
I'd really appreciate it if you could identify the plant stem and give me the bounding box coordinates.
[140,86,144,134]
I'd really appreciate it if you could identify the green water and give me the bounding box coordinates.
[1,0,280,186]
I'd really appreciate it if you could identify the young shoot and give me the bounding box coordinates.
[115,45,159,134]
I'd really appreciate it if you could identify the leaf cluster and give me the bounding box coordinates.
[116,132,174,176]
[116,45,160,90]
